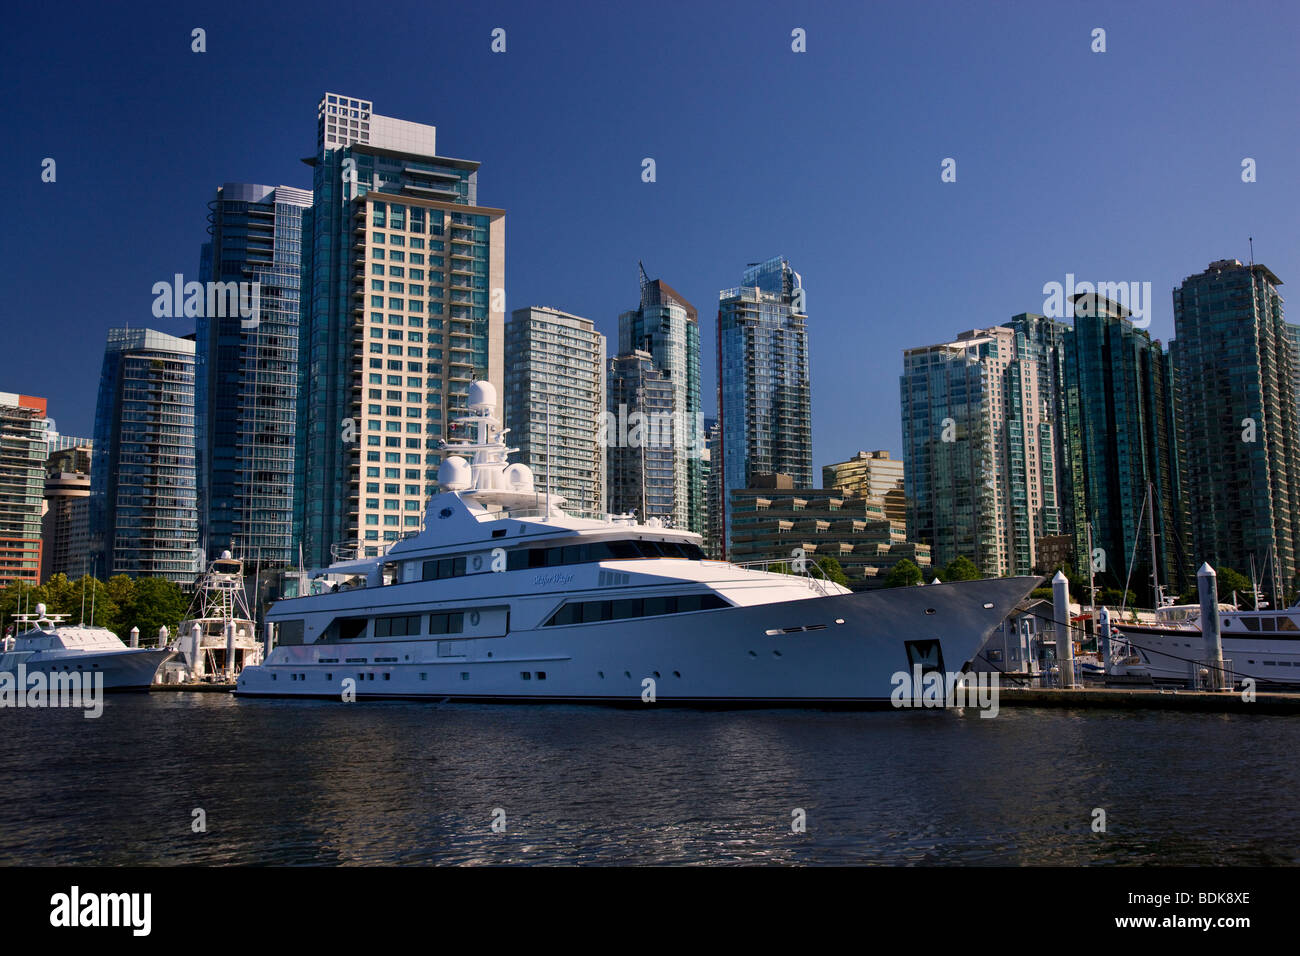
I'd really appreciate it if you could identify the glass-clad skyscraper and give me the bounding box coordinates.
[717,256,810,554]
[504,306,606,517]
[198,182,311,564]
[901,326,1056,577]
[1173,259,1300,593]
[1061,295,1190,599]
[295,94,505,564]
[618,265,702,533]
[90,329,199,582]
[606,351,676,523]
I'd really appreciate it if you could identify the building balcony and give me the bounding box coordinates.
[401,183,461,201]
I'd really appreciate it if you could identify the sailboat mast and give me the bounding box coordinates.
[1147,481,1162,608]
[1085,517,1096,610]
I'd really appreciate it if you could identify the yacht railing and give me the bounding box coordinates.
[731,558,836,597]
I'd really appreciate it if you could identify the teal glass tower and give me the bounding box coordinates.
[1061,295,1190,600]
[90,329,199,582]
[1173,259,1300,594]
[198,183,311,565]
[716,257,811,554]
[295,94,505,565]
[618,265,702,533]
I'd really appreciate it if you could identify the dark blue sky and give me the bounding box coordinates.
[7,0,1298,475]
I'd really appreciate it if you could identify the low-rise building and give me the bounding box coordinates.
[728,474,931,588]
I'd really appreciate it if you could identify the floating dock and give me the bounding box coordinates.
[996,685,1300,714]
[150,683,235,693]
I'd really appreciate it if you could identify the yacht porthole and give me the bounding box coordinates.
[773,650,783,657]
[925,609,936,615]
[470,611,481,626]
[624,670,631,678]
[653,670,661,678]
[835,618,845,625]
[598,671,605,678]
[673,671,681,678]
[983,603,995,609]
[748,650,757,657]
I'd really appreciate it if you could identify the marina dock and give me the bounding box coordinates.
[996,685,1300,714]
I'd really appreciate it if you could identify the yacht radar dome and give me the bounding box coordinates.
[467,380,497,412]
[438,455,473,491]
[503,462,535,492]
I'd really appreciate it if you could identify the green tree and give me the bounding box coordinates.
[122,577,189,645]
[883,558,923,588]
[70,575,122,632]
[1215,567,1252,603]
[811,556,850,586]
[940,556,982,581]
[1098,587,1137,607]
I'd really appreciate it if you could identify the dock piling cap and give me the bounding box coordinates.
[1197,562,1216,578]
[1052,570,1068,583]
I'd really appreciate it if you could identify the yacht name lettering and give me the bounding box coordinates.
[533,572,575,587]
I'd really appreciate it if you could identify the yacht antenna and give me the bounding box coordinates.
[79,556,87,625]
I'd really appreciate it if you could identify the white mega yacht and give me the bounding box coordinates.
[236,382,1038,705]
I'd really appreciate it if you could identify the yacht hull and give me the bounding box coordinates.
[0,648,175,691]
[1113,623,1300,687]
[235,577,1038,705]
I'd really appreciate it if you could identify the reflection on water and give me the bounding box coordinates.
[0,695,1295,865]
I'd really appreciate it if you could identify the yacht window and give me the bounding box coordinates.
[550,603,580,627]
[1242,618,1260,631]
[578,601,613,623]
[586,541,618,561]
[611,598,641,619]
[423,556,467,580]
[1260,618,1276,632]
[374,615,422,638]
[643,596,676,616]
[338,619,368,640]
[429,612,465,635]
[544,593,729,626]
[1278,617,1299,631]
[502,538,703,571]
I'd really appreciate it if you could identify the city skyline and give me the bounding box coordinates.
[12,3,1299,480]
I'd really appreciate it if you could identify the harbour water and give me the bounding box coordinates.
[1,694,1296,865]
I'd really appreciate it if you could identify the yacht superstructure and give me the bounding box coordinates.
[168,552,263,681]
[236,382,1039,705]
